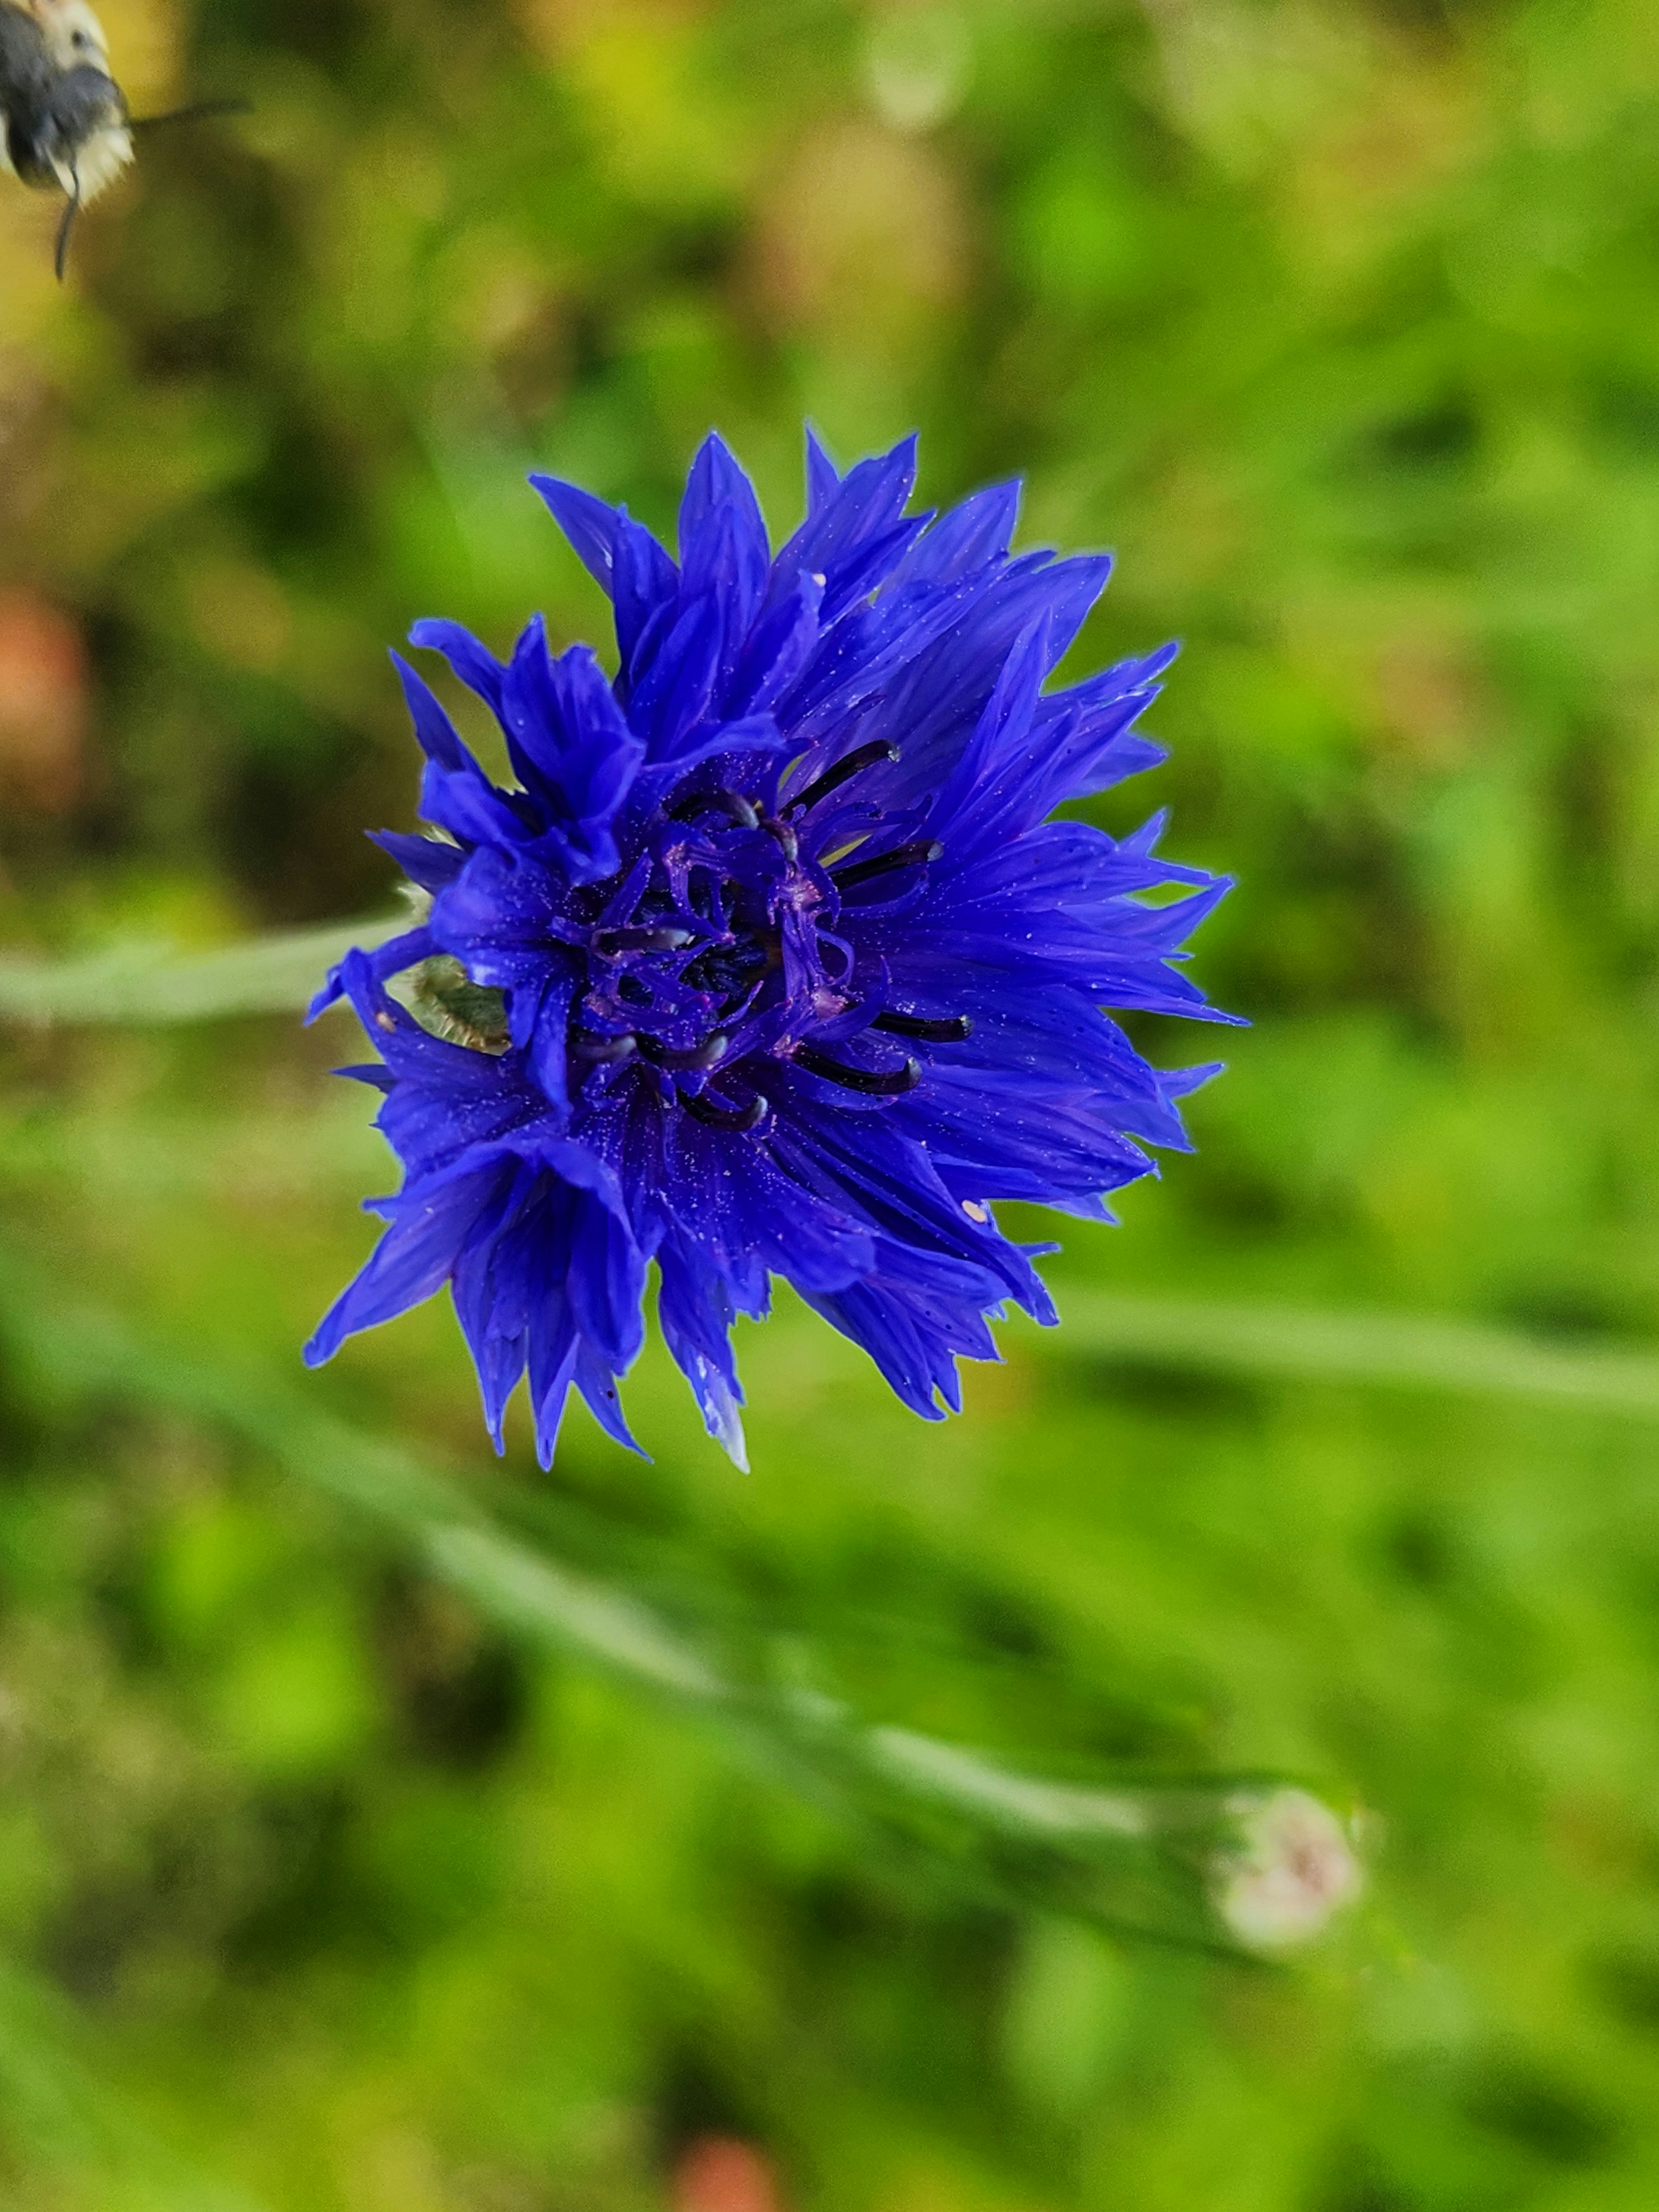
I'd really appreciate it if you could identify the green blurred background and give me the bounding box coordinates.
[4,0,1659,2204]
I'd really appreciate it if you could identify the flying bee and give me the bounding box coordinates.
[0,0,244,278]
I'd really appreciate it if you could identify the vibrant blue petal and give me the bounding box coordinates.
[801,1241,1013,1419]
[656,1228,752,1469]
[626,594,724,760]
[725,571,823,717]
[528,476,680,669]
[429,845,578,1002]
[655,1108,874,1295]
[306,923,433,1023]
[390,650,470,769]
[368,830,467,893]
[839,553,1112,814]
[613,517,683,686]
[804,424,841,515]
[882,480,1021,596]
[680,432,770,642]
[767,433,922,617]
[926,611,1055,859]
[527,474,624,593]
[499,625,645,880]
[451,1163,536,1448]
[304,1159,506,1366]
[406,621,506,719]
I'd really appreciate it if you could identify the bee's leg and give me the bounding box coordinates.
[54,154,79,280]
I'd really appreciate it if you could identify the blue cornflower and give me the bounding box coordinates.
[306,431,1235,1468]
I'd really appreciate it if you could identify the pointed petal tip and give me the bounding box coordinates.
[305,973,343,1026]
[706,1384,749,1471]
[528,473,624,594]
[693,426,738,467]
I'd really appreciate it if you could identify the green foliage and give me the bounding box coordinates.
[4,0,1659,2206]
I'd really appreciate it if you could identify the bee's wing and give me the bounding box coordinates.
[0,0,47,51]
[0,0,47,162]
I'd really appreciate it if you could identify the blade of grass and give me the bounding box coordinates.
[0,1274,1292,1952]
[0,1961,273,2212]
[9,925,1655,1420]
[1046,1290,1659,1420]
[0,917,402,1027]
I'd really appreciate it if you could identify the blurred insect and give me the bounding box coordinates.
[0,0,245,279]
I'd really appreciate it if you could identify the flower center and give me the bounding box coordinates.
[409,741,971,1132]
[566,744,954,1128]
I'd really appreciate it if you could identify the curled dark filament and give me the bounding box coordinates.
[573,1032,638,1063]
[671,788,759,829]
[794,1044,920,1095]
[683,1088,768,1132]
[830,839,943,891]
[871,1011,973,1042]
[639,1031,729,1071]
[786,740,901,817]
[594,926,694,956]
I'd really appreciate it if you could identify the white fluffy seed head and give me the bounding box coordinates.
[1213,1788,1365,1949]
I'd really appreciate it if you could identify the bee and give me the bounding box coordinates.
[0,0,243,278]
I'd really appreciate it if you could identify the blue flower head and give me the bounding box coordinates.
[307,431,1236,1468]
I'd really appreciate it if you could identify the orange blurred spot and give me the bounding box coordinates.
[672,2136,784,2212]
[1372,636,1486,769]
[0,589,89,814]
[517,0,713,60]
[750,121,968,354]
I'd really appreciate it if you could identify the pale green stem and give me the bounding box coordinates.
[0,1961,273,2209]
[0,916,403,1027]
[4,925,1658,1421]
[1044,1290,1659,1421]
[0,1280,1259,1913]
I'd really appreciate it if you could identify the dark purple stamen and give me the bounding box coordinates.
[594,926,694,956]
[573,1032,638,1063]
[763,817,799,864]
[683,1088,768,1132]
[830,839,944,891]
[672,788,760,829]
[794,1044,921,1095]
[872,1011,973,1042]
[639,1031,729,1071]
[786,739,901,817]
